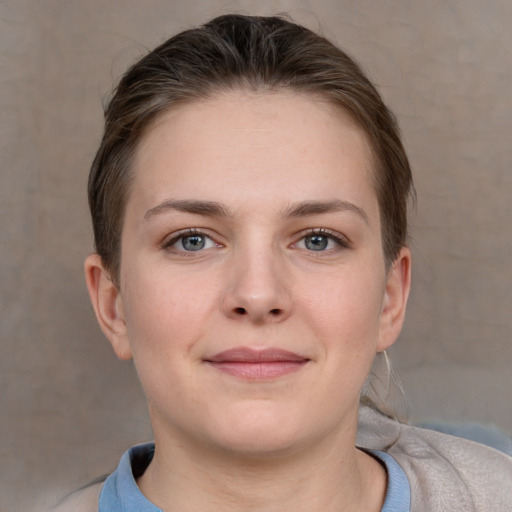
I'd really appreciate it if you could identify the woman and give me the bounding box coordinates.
[59,14,511,512]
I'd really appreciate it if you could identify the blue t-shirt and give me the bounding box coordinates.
[99,443,410,511]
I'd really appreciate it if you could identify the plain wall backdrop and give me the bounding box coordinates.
[0,1,510,510]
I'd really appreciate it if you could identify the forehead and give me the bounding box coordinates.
[129,90,378,219]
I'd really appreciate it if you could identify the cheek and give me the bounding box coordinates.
[121,265,217,359]
[299,266,385,350]
[119,269,213,409]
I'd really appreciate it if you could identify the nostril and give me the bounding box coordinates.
[234,307,247,315]
[269,308,282,316]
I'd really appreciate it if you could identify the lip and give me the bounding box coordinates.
[204,348,310,380]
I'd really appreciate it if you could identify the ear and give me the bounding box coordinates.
[376,247,412,352]
[84,254,133,360]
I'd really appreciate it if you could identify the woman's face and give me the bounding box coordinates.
[87,91,410,457]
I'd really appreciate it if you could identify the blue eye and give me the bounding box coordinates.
[181,234,207,251]
[297,230,349,252]
[304,235,333,251]
[304,234,329,251]
[166,231,217,252]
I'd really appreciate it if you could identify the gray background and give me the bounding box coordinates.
[1,1,510,510]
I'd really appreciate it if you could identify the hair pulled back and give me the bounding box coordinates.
[89,14,413,283]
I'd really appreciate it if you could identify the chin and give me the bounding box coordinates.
[205,407,312,459]
[214,432,303,460]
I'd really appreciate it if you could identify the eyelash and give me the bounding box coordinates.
[162,229,219,253]
[297,228,351,251]
[162,227,350,255]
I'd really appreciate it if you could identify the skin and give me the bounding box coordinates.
[85,90,411,512]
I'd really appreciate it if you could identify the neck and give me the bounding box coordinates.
[137,422,386,512]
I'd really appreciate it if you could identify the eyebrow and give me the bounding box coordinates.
[144,199,231,220]
[143,198,368,224]
[283,200,369,224]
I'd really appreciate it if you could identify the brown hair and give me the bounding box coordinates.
[89,14,414,283]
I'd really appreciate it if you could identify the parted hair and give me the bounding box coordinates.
[89,14,414,284]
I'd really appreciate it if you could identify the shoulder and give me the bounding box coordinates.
[394,423,512,511]
[49,481,103,512]
[358,406,512,511]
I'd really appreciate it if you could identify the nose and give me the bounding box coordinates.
[221,247,292,324]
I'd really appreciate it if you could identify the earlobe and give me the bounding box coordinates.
[84,254,133,361]
[376,247,412,352]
